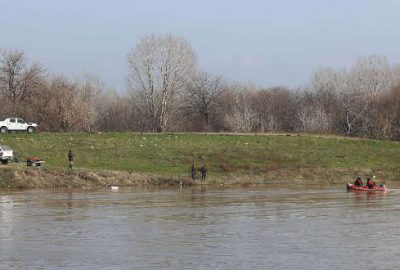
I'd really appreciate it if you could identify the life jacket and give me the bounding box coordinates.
[367,180,375,188]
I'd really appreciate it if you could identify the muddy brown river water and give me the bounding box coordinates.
[1,184,400,269]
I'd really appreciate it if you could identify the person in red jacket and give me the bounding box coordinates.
[366,177,376,189]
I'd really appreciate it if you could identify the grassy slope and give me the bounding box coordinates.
[1,132,400,184]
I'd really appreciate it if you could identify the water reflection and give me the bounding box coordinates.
[1,186,400,270]
[348,190,388,206]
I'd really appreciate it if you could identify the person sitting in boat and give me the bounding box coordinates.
[353,177,363,187]
[366,177,376,189]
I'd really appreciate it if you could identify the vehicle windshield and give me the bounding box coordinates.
[0,146,12,151]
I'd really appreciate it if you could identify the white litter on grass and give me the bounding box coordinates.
[140,144,143,147]
[111,186,119,190]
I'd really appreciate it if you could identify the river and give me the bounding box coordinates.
[1,185,399,270]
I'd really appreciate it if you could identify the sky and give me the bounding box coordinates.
[1,0,400,92]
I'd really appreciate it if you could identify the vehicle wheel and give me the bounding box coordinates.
[0,126,8,134]
[27,160,32,166]
[27,126,35,134]
[1,160,8,164]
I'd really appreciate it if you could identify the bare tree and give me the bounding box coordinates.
[224,87,256,132]
[79,75,105,132]
[127,34,197,132]
[374,85,400,139]
[96,91,134,132]
[308,56,399,137]
[182,72,225,132]
[295,91,331,133]
[0,50,45,116]
[43,76,94,132]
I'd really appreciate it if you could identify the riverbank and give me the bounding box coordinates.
[0,166,191,189]
[0,132,399,188]
[0,165,361,189]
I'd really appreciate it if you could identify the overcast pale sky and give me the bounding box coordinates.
[1,0,399,92]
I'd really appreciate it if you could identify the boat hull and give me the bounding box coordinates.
[346,183,388,192]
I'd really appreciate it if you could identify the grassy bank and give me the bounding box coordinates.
[1,132,400,188]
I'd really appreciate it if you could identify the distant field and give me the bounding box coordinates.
[1,132,400,183]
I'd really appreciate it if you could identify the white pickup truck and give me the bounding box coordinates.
[0,145,13,164]
[0,118,38,134]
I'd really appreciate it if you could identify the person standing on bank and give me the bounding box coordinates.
[191,162,196,180]
[68,149,74,171]
[200,165,208,182]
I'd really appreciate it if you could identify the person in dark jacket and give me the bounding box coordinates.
[353,177,363,187]
[191,162,196,180]
[200,165,208,182]
[68,149,74,171]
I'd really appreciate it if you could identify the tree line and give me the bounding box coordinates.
[1,34,400,140]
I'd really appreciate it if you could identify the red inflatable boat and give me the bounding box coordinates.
[346,183,388,192]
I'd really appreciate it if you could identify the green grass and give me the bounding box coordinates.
[1,132,400,182]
